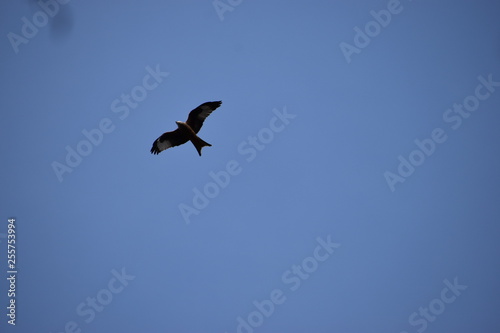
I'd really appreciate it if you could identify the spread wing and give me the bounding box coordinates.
[150,128,189,155]
[185,101,222,133]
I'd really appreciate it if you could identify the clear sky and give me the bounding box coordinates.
[1,1,500,332]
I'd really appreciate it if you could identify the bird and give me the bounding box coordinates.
[150,101,222,156]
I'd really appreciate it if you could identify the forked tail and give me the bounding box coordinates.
[191,136,212,156]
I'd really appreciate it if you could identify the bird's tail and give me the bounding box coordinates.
[191,136,212,156]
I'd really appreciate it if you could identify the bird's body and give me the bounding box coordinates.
[174,120,212,156]
[150,101,222,156]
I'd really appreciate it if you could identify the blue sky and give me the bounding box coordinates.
[1,1,500,332]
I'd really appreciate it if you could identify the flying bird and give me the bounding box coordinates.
[150,101,222,156]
